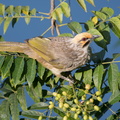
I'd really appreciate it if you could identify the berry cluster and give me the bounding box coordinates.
[48,84,102,120]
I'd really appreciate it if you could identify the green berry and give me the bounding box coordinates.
[71,107,76,111]
[64,103,69,108]
[86,101,90,105]
[74,113,78,119]
[89,98,94,103]
[57,94,61,98]
[95,91,101,96]
[82,111,87,115]
[53,92,57,96]
[97,96,102,102]
[83,115,88,120]
[74,99,79,104]
[55,94,61,100]
[59,102,63,108]
[55,97,59,101]
[76,108,81,114]
[63,116,68,120]
[48,104,54,109]
[94,105,100,111]
[81,95,86,101]
[85,84,91,90]
[62,91,67,96]
[38,116,42,120]
[89,116,93,120]
[63,107,67,111]
[84,90,89,94]
[66,112,71,117]
[49,101,53,105]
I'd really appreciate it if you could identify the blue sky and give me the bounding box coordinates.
[0,0,120,119]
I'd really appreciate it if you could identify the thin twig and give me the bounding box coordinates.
[2,15,50,19]
[50,0,56,35]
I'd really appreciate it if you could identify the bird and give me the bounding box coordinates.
[0,32,100,83]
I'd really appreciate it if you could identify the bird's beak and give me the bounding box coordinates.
[82,35,100,47]
[92,35,101,39]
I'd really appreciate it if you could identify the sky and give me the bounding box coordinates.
[0,0,120,120]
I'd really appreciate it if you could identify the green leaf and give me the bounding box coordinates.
[109,90,120,104]
[58,33,73,37]
[0,100,10,120]
[0,3,5,15]
[54,107,75,120]
[77,0,87,12]
[107,115,116,120]
[74,72,82,81]
[0,78,13,92]
[26,86,40,103]
[33,81,42,98]
[38,63,45,79]
[14,6,21,15]
[93,65,104,90]
[12,17,19,27]
[100,7,114,18]
[88,29,107,50]
[29,102,48,110]
[25,16,31,25]
[84,20,94,30]
[54,107,65,117]
[30,8,36,16]
[45,70,53,78]
[59,85,73,95]
[0,35,5,41]
[42,90,53,98]
[3,17,13,34]
[67,21,82,33]
[17,86,27,111]
[86,0,95,6]
[83,69,92,85]
[26,59,36,87]
[98,22,110,44]
[1,56,13,79]
[109,17,120,38]
[5,5,14,15]
[21,6,30,24]
[52,7,63,23]
[91,50,106,63]
[92,11,107,20]
[108,64,119,93]
[113,53,120,60]
[60,2,70,17]
[9,93,19,120]
[77,89,85,98]
[11,57,24,86]
[0,17,4,24]
[22,6,29,14]
[0,56,5,68]
[21,110,43,119]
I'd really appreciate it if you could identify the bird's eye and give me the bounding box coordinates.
[82,37,88,41]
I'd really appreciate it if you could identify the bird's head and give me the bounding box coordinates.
[72,32,100,48]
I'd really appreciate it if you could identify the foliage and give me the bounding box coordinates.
[0,0,120,120]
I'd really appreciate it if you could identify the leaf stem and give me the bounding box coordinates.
[41,26,52,36]
[1,15,50,19]
[102,61,120,64]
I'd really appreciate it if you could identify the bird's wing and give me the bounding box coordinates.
[26,36,73,69]
[26,36,54,62]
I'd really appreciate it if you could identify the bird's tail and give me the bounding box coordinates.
[0,42,28,53]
